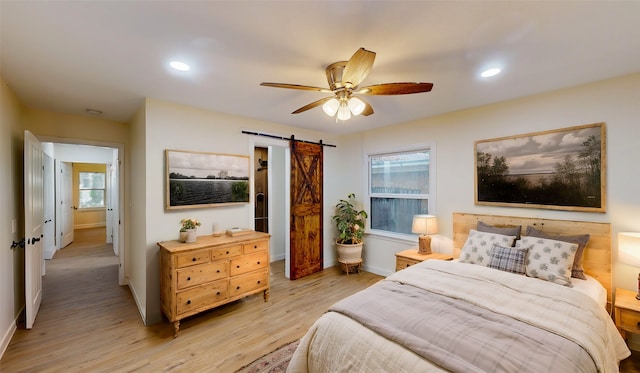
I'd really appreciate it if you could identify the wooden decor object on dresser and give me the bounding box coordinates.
[395,247,453,271]
[158,231,271,337]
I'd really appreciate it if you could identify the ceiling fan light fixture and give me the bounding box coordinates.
[337,102,352,121]
[322,98,340,116]
[348,96,365,116]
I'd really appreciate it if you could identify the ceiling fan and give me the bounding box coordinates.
[260,47,433,121]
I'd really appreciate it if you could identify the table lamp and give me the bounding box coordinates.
[619,232,640,300]
[412,215,438,255]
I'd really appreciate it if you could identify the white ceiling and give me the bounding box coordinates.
[2,1,639,135]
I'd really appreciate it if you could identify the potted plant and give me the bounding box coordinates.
[332,193,368,269]
[179,218,201,243]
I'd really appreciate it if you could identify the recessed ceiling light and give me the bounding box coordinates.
[170,61,190,72]
[481,68,501,78]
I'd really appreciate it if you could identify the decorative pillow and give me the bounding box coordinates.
[488,243,528,275]
[459,229,517,266]
[477,221,522,244]
[517,236,578,286]
[525,226,590,280]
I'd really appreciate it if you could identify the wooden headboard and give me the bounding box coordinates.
[453,212,612,307]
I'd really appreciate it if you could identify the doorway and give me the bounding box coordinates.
[39,137,126,286]
[254,147,269,233]
[251,140,290,276]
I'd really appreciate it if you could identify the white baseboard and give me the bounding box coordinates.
[0,311,20,360]
[43,244,57,260]
[361,264,393,277]
[127,281,147,326]
[271,253,285,262]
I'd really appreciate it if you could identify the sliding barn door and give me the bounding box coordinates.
[290,140,323,280]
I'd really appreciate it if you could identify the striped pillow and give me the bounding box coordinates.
[488,243,528,275]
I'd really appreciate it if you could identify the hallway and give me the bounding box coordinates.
[0,227,152,372]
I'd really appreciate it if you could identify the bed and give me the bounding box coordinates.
[287,213,630,373]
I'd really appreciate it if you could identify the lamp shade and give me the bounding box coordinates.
[322,98,340,116]
[619,232,640,267]
[412,215,438,235]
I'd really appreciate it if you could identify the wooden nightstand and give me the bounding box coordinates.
[614,288,640,340]
[395,247,453,271]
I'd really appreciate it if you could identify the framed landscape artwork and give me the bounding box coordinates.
[474,122,606,212]
[165,149,250,210]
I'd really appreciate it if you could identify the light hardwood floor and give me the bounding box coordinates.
[2,228,639,372]
[0,228,382,372]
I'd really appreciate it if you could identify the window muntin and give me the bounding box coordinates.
[78,172,106,208]
[369,150,431,235]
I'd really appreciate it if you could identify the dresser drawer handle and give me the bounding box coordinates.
[257,280,261,284]
[254,245,258,249]
[236,286,241,290]
[216,270,220,273]
[257,261,261,265]
[187,277,191,281]
[186,300,191,305]
[192,258,197,262]
[237,265,240,268]
[226,251,229,254]
[216,291,221,295]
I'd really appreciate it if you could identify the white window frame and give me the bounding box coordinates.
[78,171,106,209]
[365,144,436,240]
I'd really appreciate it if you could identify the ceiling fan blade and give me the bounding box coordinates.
[342,48,376,87]
[359,97,374,116]
[260,82,332,93]
[291,96,333,114]
[357,82,434,95]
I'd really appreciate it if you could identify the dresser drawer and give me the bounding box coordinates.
[176,280,228,315]
[230,251,268,276]
[243,240,268,254]
[396,257,419,271]
[176,261,228,290]
[618,308,640,333]
[229,270,268,297]
[212,245,242,260]
[176,249,210,268]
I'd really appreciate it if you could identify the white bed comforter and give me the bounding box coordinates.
[287,260,630,373]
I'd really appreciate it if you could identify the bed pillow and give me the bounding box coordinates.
[488,243,528,275]
[517,236,578,286]
[477,221,522,243]
[459,229,517,266]
[525,226,590,280]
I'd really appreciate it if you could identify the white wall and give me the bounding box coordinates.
[142,98,343,324]
[358,73,640,293]
[51,143,114,163]
[128,104,148,323]
[0,77,24,357]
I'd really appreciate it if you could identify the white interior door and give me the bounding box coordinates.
[43,153,56,261]
[60,162,74,247]
[24,130,44,329]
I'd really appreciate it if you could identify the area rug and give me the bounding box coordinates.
[235,340,300,373]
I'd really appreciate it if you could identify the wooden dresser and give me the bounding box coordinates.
[158,231,270,337]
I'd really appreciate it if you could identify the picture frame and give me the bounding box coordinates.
[474,122,606,212]
[165,149,250,210]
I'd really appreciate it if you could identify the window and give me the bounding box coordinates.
[78,172,106,208]
[368,148,433,235]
